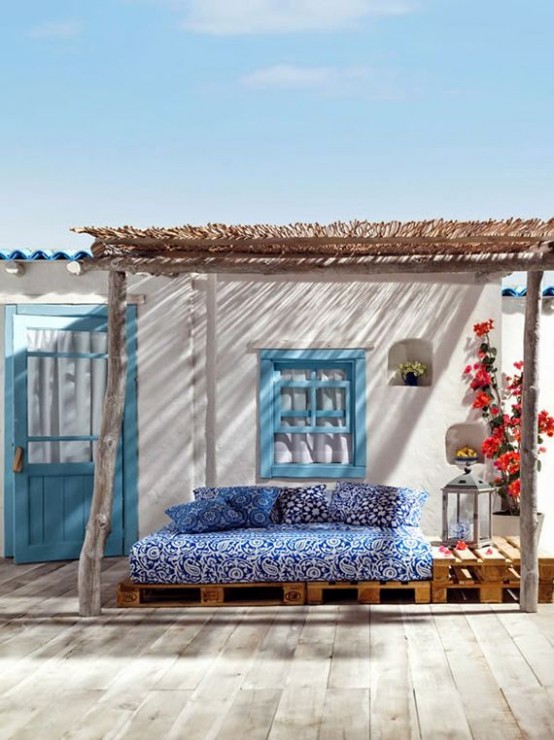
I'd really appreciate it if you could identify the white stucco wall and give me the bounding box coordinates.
[0,263,502,555]
[502,297,554,549]
[211,273,500,536]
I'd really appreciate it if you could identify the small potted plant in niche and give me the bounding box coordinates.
[397,361,427,386]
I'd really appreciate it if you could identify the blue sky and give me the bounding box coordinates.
[1,1,554,251]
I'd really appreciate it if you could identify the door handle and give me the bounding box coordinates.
[13,447,24,473]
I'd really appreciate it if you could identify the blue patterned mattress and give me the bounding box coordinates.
[129,523,433,584]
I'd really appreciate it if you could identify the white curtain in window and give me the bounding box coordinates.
[274,369,351,465]
[27,329,107,463]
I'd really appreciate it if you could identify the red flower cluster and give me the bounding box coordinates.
[463,319,554,514]
[472,391,493,410]
[539,409,554,437]
[473,319,494,337]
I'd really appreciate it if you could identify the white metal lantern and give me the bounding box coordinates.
[442,463,494,547]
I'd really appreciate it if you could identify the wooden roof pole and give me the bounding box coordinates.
[78,270,128,616]
[519,270,543,612]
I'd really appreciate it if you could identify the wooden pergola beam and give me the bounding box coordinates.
[78,270,128,617]
[75,251,554,278]
[519,270,543,612]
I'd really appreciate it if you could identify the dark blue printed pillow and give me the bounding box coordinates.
[330,481,428,528]
[193,486,280,527]
[277,485,330,524]
[193,487,220,501]
[165,499,245,533]
[217,486,280,528]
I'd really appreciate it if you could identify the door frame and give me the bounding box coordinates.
[3,304,138,557]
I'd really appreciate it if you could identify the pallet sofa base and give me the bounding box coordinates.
[118,536,554,608]
[116,578,431,608]
[117,579,306,608]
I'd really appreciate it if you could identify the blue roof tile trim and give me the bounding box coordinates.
[0,248,92,261]
[502,287,554,297]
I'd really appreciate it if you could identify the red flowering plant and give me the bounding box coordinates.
[463,319,554,515]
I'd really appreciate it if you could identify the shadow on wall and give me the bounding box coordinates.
[210,274,493,503]
[132,275,194,515]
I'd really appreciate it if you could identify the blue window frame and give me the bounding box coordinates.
[259,349,366,479]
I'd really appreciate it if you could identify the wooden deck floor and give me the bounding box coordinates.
[1,557,554,739]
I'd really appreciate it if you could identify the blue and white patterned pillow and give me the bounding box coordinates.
[193,486,280,528]
[330,481,429,528]
[277,485,331,525]
[165,499,246,533]
[192,486,281,524]
[193,487,222,501]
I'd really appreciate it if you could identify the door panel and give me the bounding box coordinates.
[11,312,126,563]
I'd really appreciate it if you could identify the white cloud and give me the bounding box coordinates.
[28,20,82,40]
[241,64,403,98]
[180,0,415,35]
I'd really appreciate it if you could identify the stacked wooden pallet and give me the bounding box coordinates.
[431,535,554,604]
[116,578,432,607]
[306,580,431,605]
[117,579,306,608]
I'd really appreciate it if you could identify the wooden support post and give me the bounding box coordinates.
[519,270,543,613]
[78,270,128,616]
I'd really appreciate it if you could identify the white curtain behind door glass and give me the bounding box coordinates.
[27,330,107,463]
[274,369,351,464]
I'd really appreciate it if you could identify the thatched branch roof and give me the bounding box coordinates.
[72,218,554,275]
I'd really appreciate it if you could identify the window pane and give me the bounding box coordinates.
[27,329,107,354]
[274,432,352,464]
[28,356,107,437]
[316,387,345,410]
[280,368,311,381]
[280,387,310,412]
[28,440,96,464]
[317,368,346,381]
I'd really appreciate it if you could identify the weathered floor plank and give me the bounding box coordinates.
[432,604,523,739]
[327,604,370,689]
[369,605,420,740]
[0,559,554,739]
[466,605,554,738]
[269,606,336,739]
[214,688,282,740]
[403,603,473,739]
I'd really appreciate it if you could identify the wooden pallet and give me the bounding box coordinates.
[431,536,554,604]
[117,578,431,608]
[117,579,306,608]
[307,580,431,605]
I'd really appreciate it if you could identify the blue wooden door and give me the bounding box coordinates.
[8,307,137,563]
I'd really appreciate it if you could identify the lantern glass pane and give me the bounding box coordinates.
[446,491,475,542]
[479,490,492,541]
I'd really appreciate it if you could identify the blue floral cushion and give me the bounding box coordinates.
[193,487,223,501]
[330,481,429,528]
[277,484,331,524]
[130,523,433,584]
[165,499,245,534]
[193,486,280,528]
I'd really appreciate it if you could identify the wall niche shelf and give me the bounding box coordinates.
[388,338,433,387]
[445,422,487,465]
